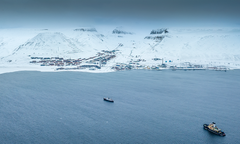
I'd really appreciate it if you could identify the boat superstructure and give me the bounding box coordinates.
[203,122,226,136]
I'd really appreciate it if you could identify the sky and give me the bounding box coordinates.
[0,0,240,29]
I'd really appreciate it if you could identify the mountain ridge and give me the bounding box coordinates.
[0,27,240,69]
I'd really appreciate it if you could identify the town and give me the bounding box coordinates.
[29,50,230,72]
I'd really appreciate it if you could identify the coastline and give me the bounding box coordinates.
[1,65,239,75]
[0,65,115,75]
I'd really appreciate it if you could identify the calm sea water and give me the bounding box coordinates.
[0,70,240,144]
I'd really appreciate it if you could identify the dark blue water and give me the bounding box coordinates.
[0,70,240,144]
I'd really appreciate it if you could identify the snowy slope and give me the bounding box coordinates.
[1,27,112,61]
[0,28,41,57]
[0,27,240,72]
[129,28,240,67]
[67,27,110,52]
[12,32,81,56]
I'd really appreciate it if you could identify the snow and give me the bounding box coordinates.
[0,27,240,74]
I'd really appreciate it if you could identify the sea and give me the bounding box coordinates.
[0,70,240,144]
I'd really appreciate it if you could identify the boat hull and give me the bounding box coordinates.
[203,124,226,136]
[103,98,114,103]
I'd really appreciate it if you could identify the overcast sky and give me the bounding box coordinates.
[1,0,240,29]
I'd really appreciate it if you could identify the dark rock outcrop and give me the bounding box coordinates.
[144,36,164,40]
[112,29,133,35]
[74,28,97,32]
[150,28,168,34]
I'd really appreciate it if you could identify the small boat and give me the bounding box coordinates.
[103,97,114,102]
[203,122,226,136]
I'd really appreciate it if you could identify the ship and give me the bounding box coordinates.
[203,122,226,136]
[103,97,114,103]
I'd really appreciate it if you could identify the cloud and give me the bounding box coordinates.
[0,0,239,28]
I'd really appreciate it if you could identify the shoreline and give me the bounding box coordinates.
[0,65,115,75]
[0,65,239,75]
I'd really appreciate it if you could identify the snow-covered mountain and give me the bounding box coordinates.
[1,27,112,60]
[129,28,240,65]
[67,27,109,53]
[13,32,81,56]
[0,28,40,57]
[0,27,240,71]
